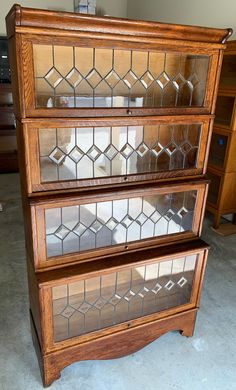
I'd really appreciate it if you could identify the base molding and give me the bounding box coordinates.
[30,308,197,387]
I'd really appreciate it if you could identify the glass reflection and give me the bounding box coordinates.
[52,253,197,341]
[33,45,209,109]
[45,190,197,258]
[39,124,201,183]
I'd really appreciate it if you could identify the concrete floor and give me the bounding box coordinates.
[0,173,236,390]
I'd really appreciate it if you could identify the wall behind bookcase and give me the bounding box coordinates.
[127,0,236,40]
[1,0,128,36]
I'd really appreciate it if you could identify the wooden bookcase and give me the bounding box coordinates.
[6,5,230,386]
[207,40,236,228]
[0,82,18,173]
[0,37,18,173]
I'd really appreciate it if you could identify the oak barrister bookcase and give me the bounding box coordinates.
[6,5,231,386]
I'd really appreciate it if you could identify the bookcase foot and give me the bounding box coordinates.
[30,312,61,387]
[31,308,198,387]
[179,312,197,337]
[213,212,221,230]
[42,365,61,388]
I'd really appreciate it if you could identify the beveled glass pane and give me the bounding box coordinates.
[149,52,165,79]
[52,253,198,341]
[95,49,112,77]
[94,80,112,107]
[33,45,53,77]
[114,50,131,78]
[33,44,210,108]
[162,83,177,107]
[45,190,197,258]
[38,123,202,183]
[54,46,74,76]
[39,128,57,155]
[75,47,94,76]
[35,79,54,107]
[75,80,93,107]
[132,51,148,78]
[54,80,75,108]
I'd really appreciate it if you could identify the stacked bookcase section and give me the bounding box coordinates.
[6,5,231,386]
[207,40,236,228]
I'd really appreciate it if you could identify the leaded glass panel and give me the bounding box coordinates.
[45,190,197,258]
[39,124,201,182]
[52,253,197,341]
[33,45,209,109]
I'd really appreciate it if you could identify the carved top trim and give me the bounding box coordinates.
[6,4,232,45]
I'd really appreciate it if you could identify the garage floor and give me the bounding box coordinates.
[0,173,236,390]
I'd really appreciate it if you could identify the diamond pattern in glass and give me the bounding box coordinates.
[152,143,163,156]
[39,123,202,183]
[173,74,186,90]
[78,302,92,314]
[178,207,188,218]
[188,73,199,87]
[45,67,63,88]
[166,143,177,155]
[124,290,135,301]
[121,144,133,158]
[177,277,187,287]
[152,283,162,294]
[104,145,118,160]
[45,190,197,258]
[105,70,120,88]
[138,287,149,298]
[150,211,161,223]
[52,253,197,341]
[109,294,122,305]
[55,225,70,240]
[94,297,106,309]
[141,71,154,88]
[121,215,134,228]
[61,306,75,319]
[181,142,192,153]
[187,80,194,90]
[90,220,103,233]
[137,143,149,157]
[165,209,175,221]
[87,145,101,161]
[136,213,148,226]
[107,217,119,231]
[74,223,87,236]
[66,68,83,87]
[165,280,175,290]
[34,45,209,109]
[123,70,138,88]
[157,72,170,89]
[69,146,83,163]
[86,69,102,88]
[49,147,66,164]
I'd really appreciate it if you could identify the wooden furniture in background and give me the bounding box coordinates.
[6,4,230,386]
[0,37,17,173]
[207,40,236,229]
[0,84,16,172]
